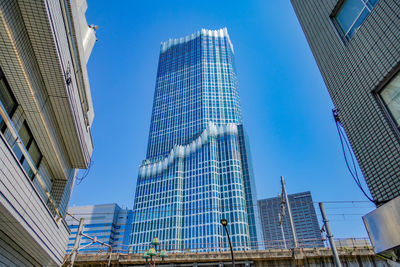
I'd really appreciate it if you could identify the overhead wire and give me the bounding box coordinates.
[332,109,375,204]
[75,160,94,185]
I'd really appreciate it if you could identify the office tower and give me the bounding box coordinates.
[258,192,323,249]
[66,204,133,253]
[130,28,262,252]
[0,0,96,265]
[291,0,400,258]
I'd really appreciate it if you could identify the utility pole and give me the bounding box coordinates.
[319,202,342,267]
[281,176,298,248]
[278,213,287,249]
[70,218,84,267]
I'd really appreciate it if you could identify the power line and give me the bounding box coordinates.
[66,201,373,216]
[332,109,375,204]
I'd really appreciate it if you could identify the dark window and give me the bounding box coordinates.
[380,72,400,130]
[334,0,378,40]
[13,122,43,180]
[0,69,17,132]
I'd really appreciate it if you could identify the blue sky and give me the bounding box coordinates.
[70,0,375,238]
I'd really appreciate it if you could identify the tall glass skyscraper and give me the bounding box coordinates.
[130,28,262,252]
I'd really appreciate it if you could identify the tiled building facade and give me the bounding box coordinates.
[291,0,400,205]
[0,0,96,265]
[66,204,133,253]
[258,192,323,249]
[130,28,262,252]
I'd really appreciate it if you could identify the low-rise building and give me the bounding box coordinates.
[0,0,96,265]
[66,204,133,254]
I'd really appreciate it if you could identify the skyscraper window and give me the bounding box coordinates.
[130,28,263,253]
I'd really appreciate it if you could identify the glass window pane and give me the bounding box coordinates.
[12,145,23,162]
[380,72,400,128]
[0,79,16,115]
[336,0,364,34]
[347,7,370,38]
[28,140,42,167]
[18,123,31,148]
[366,0,378,9]
[21,159,34,180]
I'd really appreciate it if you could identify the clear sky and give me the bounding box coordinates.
[70,0,375,239]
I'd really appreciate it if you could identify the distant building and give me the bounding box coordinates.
[258,192,323,248]
[66,204,133,253]
[291,0,400,258]
[0,0,96,265]
[130,28,262,252]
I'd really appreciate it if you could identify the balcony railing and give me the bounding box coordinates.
[0,100,65,224]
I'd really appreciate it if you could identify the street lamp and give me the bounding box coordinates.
[221,219,235,267]
[142,237,168,267]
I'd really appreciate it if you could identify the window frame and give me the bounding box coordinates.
[0,68,18,133]
[330,0,378,43]
[374,64,400,142]
[17,121,43,180]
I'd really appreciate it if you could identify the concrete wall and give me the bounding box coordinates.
[69,248,393,266]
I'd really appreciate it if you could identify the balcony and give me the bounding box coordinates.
[0,102,70,266]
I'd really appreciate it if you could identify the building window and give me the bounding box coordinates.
[380,72,400,130]
[13,122,43,180]
[0,69,17,132]
[334,0,378,40]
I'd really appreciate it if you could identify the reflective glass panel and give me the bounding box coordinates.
[28,140,42,167]
[336,0,364,34]
[0,79,16,115]
[335,0,379,39]
[18,123,30,148]
[380,72,400,128]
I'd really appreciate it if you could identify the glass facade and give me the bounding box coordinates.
[130,28,262,252]
[258,192,323,249]
[66,204,133,253]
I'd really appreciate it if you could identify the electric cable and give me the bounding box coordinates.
[75,160,94,185]
[332,109,375,204]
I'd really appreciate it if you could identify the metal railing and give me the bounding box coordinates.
[66,238,371,255]
[0,101,64,224]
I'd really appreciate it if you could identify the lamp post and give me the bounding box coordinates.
[142,237,168,267]
[221,219,235,267]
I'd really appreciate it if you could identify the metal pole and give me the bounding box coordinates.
[319,202,342,267]
[279,213,287,249]
[223,225,235,267]
[281,176,298,248]
[70,218,84,266]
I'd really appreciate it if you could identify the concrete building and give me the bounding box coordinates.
[291,0,400,259]
[258,192,323,249]
[66,204,133,254]
[0,0,96,265]
[130,28,263,253]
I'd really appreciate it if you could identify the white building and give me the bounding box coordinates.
[0,0,96,265]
